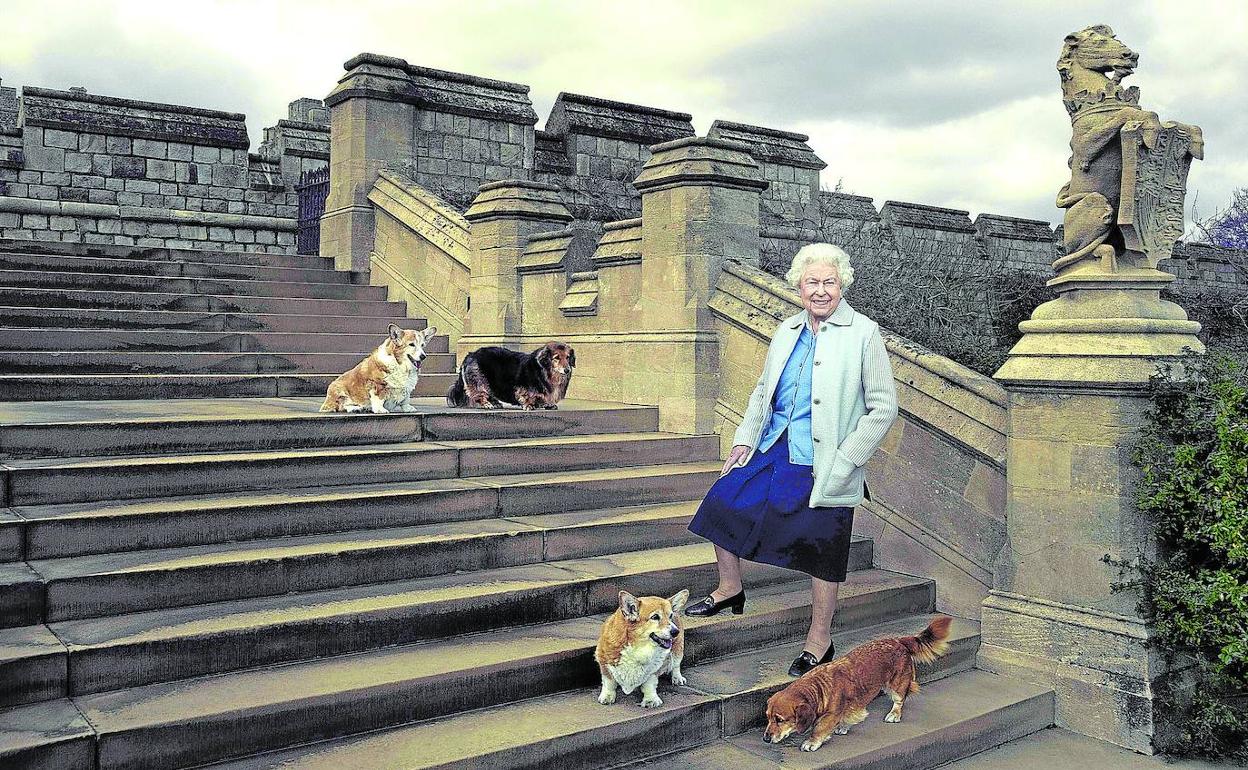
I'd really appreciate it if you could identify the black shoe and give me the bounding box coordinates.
[787,642,836,677]
[683,590,746,617]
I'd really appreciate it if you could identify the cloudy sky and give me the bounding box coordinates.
[2,0,1244,225]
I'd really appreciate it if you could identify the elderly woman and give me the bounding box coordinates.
[684,243,898,677]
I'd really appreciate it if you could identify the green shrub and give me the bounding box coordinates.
[1133,348,1248,762]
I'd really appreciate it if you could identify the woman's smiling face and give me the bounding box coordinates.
[799,262,842,323]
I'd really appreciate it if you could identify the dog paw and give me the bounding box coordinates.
[597,692,616,705]
[884,712,902,723]
[834,725,851,735]
[670,671,687,686]
[800,739,824,752]
[400,404,417,413]
[641,695,663,709]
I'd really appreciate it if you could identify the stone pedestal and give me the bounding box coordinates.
[985,252,1204,753]
[460,180,571,359]
[631,136,766,433]
[321,55,415,273]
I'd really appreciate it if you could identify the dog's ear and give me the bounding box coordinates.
[667,589,689,614]
[388,324,402,342]
[536,345,552,367]
[423,326,437,340]
[618,590,640,622]
[794,701,815,732]
[568,346,576,368]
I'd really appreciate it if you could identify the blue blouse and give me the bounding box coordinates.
[757,323,815,465]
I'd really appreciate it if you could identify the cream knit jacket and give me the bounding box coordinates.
[730,301,898,507]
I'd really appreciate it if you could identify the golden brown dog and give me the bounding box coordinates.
[763,616,952,752]
[594,589,688,708]
[320,324,438,414]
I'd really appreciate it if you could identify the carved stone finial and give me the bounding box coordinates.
[1054,25,1203,275]
[995,26,1205,385]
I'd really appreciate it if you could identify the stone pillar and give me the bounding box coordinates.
[459,180,571,360]
[984,160,1204,757]
[631,136,766,433]
[320,55,415,273]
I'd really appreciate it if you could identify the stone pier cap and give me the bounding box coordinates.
[633,136,769,193]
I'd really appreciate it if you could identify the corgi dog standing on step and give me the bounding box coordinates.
[594,589,689,708]
[320,324,437,414]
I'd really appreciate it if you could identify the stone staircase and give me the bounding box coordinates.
[0,238,1055,768]
[0,399,1055,769]
[0,240,456,401]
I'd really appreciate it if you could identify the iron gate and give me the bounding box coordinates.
[296,167,329,256]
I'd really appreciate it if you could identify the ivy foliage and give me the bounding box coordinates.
[1134,350,1248,762]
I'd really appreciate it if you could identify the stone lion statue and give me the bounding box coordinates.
[1055,24,1203,273]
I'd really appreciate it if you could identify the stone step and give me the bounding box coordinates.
[0,328,448,354]
[0,500,717,708]
[0,268,388,301]
[28,502,705,621]
[0,306,414,333]
[4,431,717,506]
[0,350,456,376]
[0,371,455,401]
[0,562,43,629]
[198,612,982,770]
[16,461,719,558]
[0,239,335,270]
[627,670,1053,770]
[56,574,924,770]
[0,698,94,769]
[0,285,406,315]
[0,252,354,285]
[0,624,66,707]
[0,397,659,460]
[48,544,873,696]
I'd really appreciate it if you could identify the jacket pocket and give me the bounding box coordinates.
[818,449,862,500]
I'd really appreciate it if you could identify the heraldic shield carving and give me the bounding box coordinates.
[1119,121,1205,269]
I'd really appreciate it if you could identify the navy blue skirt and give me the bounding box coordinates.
[687,431,855,582]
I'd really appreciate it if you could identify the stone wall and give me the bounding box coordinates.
[0,84,297,252]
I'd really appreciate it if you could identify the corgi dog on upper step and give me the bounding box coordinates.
[320,324,437,414]
[595,589,689,708]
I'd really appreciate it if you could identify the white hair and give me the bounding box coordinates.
[785,243,854,290]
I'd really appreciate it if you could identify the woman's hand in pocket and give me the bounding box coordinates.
[721,445,751,477]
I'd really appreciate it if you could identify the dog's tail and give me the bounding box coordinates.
[900,615,952,665]
[446,364,468,407]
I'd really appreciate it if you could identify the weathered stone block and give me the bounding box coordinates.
[64,152,92,173]
[146,159,176,181]
[21,214,49,229]
[106,136,132,154]
[124,179,159,194]
[49,215,75,231]
[91,154,113,176]
[97,218,122,234]
[42,172,71,186]
[116,192,143,206]
[44,129,79,149]
[29,184,58,200]
[113,156,147,179]
[122,221,148,236]
[133,138,168,159]
[167,143,193,162]
[79,134,106,153]
[24,144,65,172]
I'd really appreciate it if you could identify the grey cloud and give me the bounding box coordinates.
[705,2,1137,127]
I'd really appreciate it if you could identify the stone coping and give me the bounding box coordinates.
[881,200,976,233]
[20,86,250,148]
[545,92,695,145]
[819,191,881,221]
[707,119,826,170]
[974,214,1056,242]
[274,119,331,133]
[332,53,537,124]
[601,218,642,232]
[0,196,297,231]
[343,54,531,95]
[376,169,470,231]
